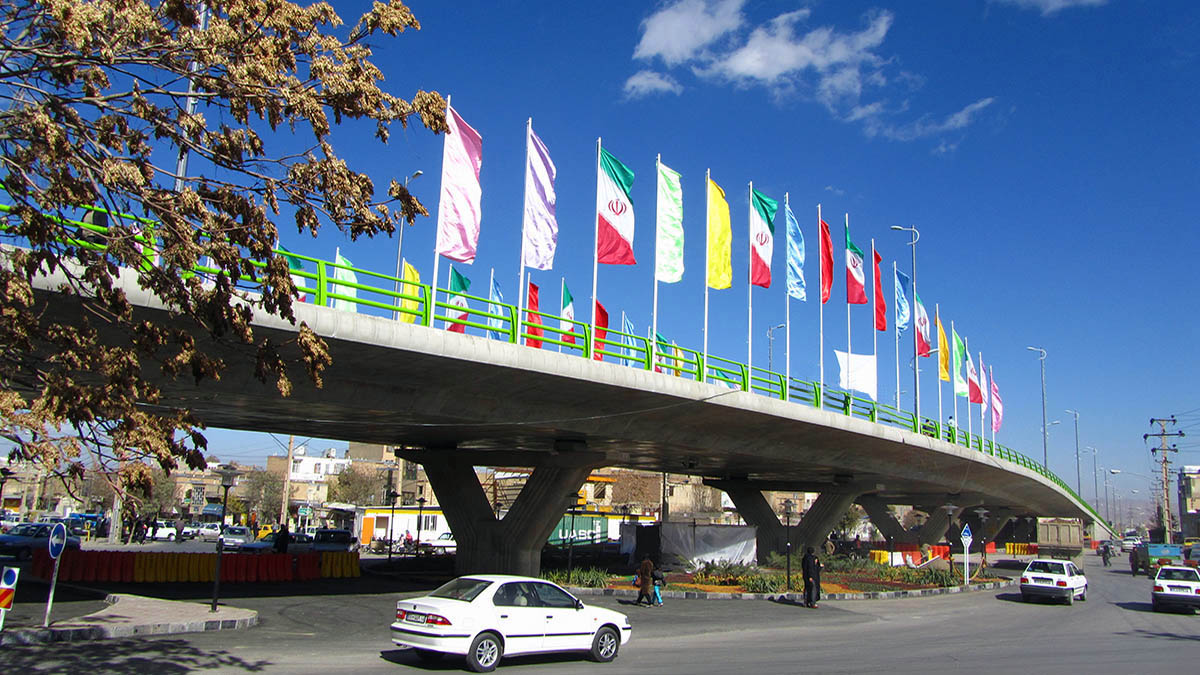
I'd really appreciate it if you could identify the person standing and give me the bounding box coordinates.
[802,546,823,608]
[274,523,291,554]
[635,557,655,606]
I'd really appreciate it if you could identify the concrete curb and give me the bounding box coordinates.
[568,578,1016,602]
[0,593,258,646]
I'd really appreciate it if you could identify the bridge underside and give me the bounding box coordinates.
[23,268,1099,572]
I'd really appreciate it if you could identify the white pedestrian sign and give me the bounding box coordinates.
[960,523,973,548]
[960,523,973,588]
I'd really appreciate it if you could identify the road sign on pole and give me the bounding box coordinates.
[961,523,974,588]
[1,566,20,631]
[43,522,67,628]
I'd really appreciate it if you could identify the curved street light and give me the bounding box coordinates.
[891,226,921,421]
[1026,347,1048,468]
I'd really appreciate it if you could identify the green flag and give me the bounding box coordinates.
[952,326,967,397]
[655,161,684,283]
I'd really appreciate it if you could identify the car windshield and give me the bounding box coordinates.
[225,527,248,536]
[430,577,493,602]
[1026,561,1065,575]
[8,524,47,537]
[315,531,352,543]
[1158,568,1200,582]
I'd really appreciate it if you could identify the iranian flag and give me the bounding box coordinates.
[749,187,778,287]
[913,293,931,356]
[447,267,471,333]
[967,348,983,403]
[845,227,867,304]
[593,300,608,361]
[560,282,576,344]
[596,147,636,265]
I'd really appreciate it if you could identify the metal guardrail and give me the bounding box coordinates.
[0,202,1109,528]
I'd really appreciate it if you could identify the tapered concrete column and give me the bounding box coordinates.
[416,452,602,576]
[945,503,983,549]
[975,508,1015,547]
[915,506,951,546]
[794,491,861,554]
[716,484,794,560]
[857,495,915,544]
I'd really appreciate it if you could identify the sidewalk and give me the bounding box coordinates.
[1,593,257,646]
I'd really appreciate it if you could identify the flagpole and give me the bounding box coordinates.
[517,117,531,336]
[817,203,824,404]
[893,261,900,409]
[559,276,566,353]
[432,95,450,321]
[652,154,661,373]
[965,336,973,441]
[333,246,340,309]
[979,350,986,438]
[703,168,711,382]
[489,267,495,335]
[871,238,879,403]
[785,193,792,385]
[845,214,852,394]
[747,181,754,372]
[951,318,958,432]
[936,303,943,431]
[591,137,601,357]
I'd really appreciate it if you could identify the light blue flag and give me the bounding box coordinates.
[894,268,910,333]
[487,278,505,339]
[621,313,636,361]
[785,202,806,301]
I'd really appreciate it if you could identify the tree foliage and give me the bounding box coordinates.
[0,1,445,494]
[328,464,384,506]
[241,467,282,521]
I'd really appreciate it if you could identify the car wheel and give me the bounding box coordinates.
[413,648,443,662]
[1151,598,1161,612]
[167,533,175,541]
[590,626,620,663]
[1065,590,1074,606]
[1079,585,1087,602]
[466,632,502,673]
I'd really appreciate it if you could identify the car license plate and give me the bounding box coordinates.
[406,612,427,624]
[1168,586,1189,593]
[1032,577,1052,584]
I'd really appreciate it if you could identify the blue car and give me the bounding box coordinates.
[0,522,82,560]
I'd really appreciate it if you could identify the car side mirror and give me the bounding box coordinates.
[575,599,585,610]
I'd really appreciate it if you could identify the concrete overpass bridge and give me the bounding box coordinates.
[18,244,1110,574]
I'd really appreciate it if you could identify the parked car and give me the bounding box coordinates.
[147,520,179,541]
[1151,565,1200,613]
[0,522,82,561]
[1019,558,1088,605]
[242,532,313,554]
[418,531,458,555]
[391,574,632,672]
[312,528,356,553]
[179,523,199,540]
[198,523,222,541]
[219,525,253,550]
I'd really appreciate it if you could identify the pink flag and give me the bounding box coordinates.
[435,104,483,263]
[990,366,1003,433]
[522,124,557,270]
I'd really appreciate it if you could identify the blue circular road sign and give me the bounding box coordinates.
[2,567,17,586]
[48,522,67,559]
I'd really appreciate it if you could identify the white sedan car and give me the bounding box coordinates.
[391,574,632,672]
[1020,558,1088,605]
[1151,565,1200,613]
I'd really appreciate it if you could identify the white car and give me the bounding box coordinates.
[418,531,457,555]
[1121,536,1141,552]
[1020,558,1088,605]
[1151,565,1200,613]
[198,523,222,541]
[391,574,632,672]
[148,521,179,541]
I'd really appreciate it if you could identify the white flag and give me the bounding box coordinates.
[521,124,557,270]
[332,252,358,312]
[834,349,877,401]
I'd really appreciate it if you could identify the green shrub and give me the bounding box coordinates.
[692,560,758,586]
[740,573,784,594]
[541,566,614,588]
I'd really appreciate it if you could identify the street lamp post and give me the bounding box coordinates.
[415,496,426,550]
[1065,409,1081,495]
[211,465,242,613]
[783,499,794,592]
[1105,469,1118,524]
[566,494,578,585]
[1026,347,1048,468]
[1085,447,1099,512]
[891,226,921,422]
[766,323,786,374]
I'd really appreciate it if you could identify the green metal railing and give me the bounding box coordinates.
[0,201,1110,530]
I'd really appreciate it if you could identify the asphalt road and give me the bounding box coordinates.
[2,555,1196,674]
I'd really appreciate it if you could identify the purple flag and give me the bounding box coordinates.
[435,104,483,263]
[521,123,557,270]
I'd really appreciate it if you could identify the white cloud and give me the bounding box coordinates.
[634,0,746,66]
[624,70,684,98]
[991,0,1107,16]
[824,185,846,196]
[863,97,997,141]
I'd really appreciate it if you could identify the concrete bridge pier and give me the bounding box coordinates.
[407,449,604,576]
[713,482,861,560]
[915,506,953,546]
[857,495,917,545]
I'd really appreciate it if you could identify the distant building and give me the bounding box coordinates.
[1179,465,1199,539]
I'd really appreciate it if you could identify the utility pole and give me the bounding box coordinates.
[1144,417,1183,544]
[279,435,295,526]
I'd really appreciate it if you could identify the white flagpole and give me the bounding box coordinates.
[965,336,973,440]
[747,181,754,372]
[432,95,450,319]
[332,246,340,309]
[489,266,495,334]
[936,303,944,431]
[652,154,661,372]
[893,261,900,409]
[559,276,566,353]
[845,214,852,394]
[591,138,601,355]
[979,350,986,438]
[785,193,792,386]
[817,203,824,404]
[703,169,711,382]
[517,118,531,334]
[951,318,959,433]
[871,238,878,403]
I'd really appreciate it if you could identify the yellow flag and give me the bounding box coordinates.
[937,315,950,381]
[400,260,421,323]
[706,177,731,289]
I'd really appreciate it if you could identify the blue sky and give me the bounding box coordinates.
[200,1,1199,512]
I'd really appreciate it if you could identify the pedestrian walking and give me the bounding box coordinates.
[651,566,665,606]
[802,546,823,608]
[149,517,159,541]
[635,557,655,606]
[274,524,291,554]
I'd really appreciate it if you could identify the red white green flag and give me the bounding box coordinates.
[447,267,471,333]
[749,188,778,287]
[845,228,867,304]
[596,147,636,265]
[560,281,576,345]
